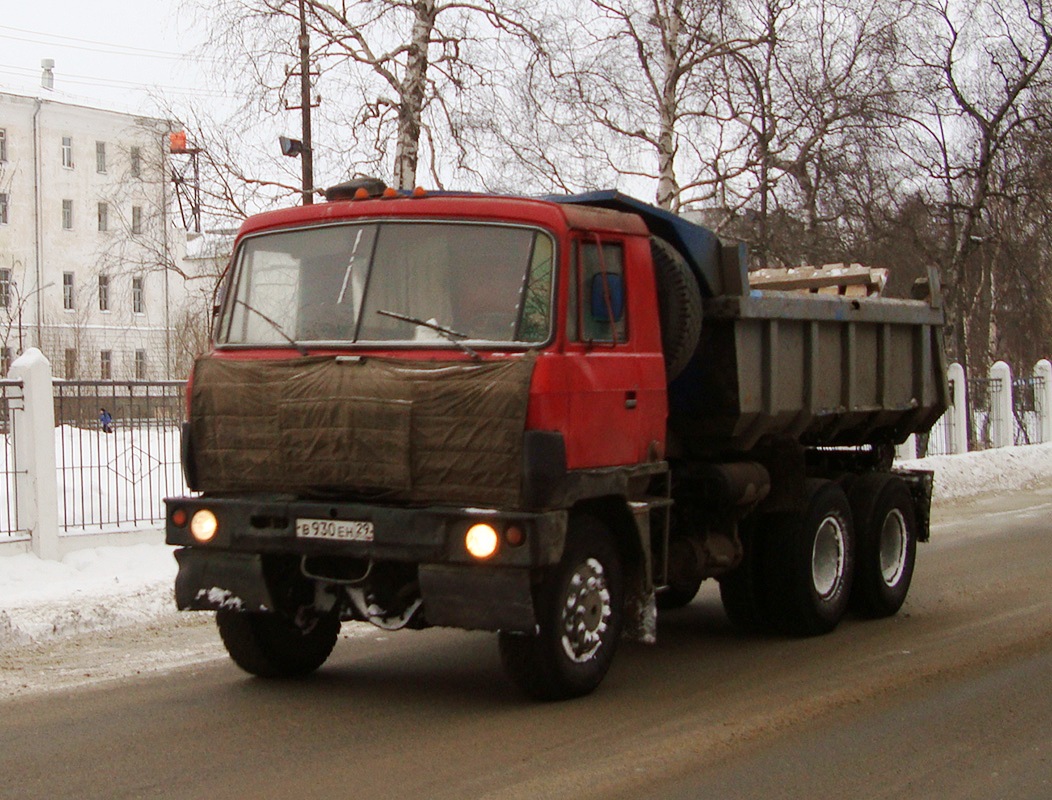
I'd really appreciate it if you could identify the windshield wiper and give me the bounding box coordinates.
[233,299,309,356]
[376,309,480,360]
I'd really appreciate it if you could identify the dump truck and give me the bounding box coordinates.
[165,183,947,700]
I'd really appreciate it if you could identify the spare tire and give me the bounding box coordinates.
[651,237,702,381]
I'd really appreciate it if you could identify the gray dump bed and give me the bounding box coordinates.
[556,191,949,455]
[671,285,947,454]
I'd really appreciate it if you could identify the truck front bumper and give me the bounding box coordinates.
[165,496,567,632]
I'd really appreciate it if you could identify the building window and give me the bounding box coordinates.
[99,275,110,311]
[0,347,11,376]
[63,272,74,310]
[96,141,107,173]
[134,349,147,380]
[131,205,142,234]
[130,146,141,177]
[0,269,10,309]
[0,129,7,162]
[62,199,73,230]
[62,136,73,168]
[0,192,7,225]
[97,202,108,232]
[100,350,112,380]
[132,276,144,313]
[65,348,77,379]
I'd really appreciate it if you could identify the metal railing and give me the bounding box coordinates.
[967,377,1002,451]
[0,379,26,538]
[53,380,188,531]
[1013,375,1046,446]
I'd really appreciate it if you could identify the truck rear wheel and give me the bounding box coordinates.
[718,520,771,632]
[766,481,855,636]
[651,237,702,381]
[216,608,340,678]
[848,474,917,618]
[498,515,624,701]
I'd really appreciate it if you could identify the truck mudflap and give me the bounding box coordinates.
[419,565,536,633]
[174,548,274,612]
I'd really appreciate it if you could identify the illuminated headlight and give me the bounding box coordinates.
[465,523,499,560]
[190,509,219,543]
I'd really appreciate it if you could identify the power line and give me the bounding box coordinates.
[0,23,194,61]
[0,64,241,100]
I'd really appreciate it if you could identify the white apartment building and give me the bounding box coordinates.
[0,90,192,380]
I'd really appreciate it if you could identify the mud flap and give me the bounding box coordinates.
[418,565,536,633]
[174,548,274,612]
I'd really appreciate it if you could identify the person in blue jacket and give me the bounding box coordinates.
[99,408,114,434]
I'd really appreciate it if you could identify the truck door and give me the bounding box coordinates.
[563,235,647,467]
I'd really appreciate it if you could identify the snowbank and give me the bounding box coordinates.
[900,442,1052,503]
[2,444,1051,650]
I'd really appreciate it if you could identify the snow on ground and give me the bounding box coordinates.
[2,443,1052,652]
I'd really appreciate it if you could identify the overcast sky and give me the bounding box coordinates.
[0,1,212,114]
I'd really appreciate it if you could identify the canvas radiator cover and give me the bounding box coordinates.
[189,354,536,507]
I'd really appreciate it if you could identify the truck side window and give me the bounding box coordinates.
[568,240,627,343]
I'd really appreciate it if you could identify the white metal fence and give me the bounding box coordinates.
[901,359,1052,459]
[0,350,193,559]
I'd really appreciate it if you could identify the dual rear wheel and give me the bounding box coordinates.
[719,473,917,636]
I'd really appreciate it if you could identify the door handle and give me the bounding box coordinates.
[625,390,638,410]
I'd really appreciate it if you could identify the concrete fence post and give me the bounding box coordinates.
[948,362,968,454]
[990,360,1014,449]
[9,348,60,560]
[1036,359,1052,444]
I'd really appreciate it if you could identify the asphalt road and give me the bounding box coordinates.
[3,486,1052,800]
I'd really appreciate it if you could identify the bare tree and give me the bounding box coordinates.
[197,0,538,193]
[716,0,910,267]
[899,0,1052,367]
[508,0,759,210]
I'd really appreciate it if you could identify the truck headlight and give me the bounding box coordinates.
[190,509,219,543]
[465,523,499,559]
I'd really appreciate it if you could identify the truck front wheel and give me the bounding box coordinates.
[216,608,340,678]
[766,481,855,636]
[498,516,624,701]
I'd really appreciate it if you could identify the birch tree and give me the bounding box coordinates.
[201,0,538,192]
[511,0,759,211]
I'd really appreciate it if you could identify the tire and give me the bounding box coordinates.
[499,515,624,701]
[656,579,702,610]
[651,237,702,381]
[216,608,340,678]
[718,519,771,633]
[848,474,917,618]
[765,481,855,636]
[656,534,702,610]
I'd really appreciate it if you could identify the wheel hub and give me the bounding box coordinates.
[811,515,846,599]
[560,557,611,663]
[879,509,908,586]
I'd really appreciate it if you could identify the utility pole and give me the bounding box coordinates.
[297,0,314,204]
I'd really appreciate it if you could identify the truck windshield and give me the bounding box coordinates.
[217,221,555,347]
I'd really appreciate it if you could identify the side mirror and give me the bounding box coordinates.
[590,273,625,323]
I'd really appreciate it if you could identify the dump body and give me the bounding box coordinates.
[672,289,947,454]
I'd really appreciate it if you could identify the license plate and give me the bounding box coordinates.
[295,518,375,542]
